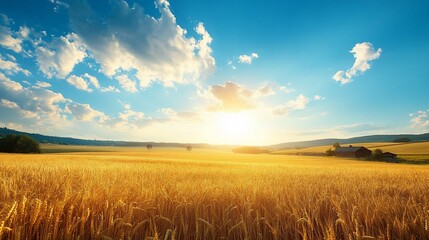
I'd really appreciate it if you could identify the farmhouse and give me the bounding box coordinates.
[382,152,397,159]
[335,145,372,158]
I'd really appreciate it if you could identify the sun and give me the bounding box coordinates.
[210,112,254,144]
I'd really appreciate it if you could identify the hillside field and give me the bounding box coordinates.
[0,146,429,239]
[273,141,429,162]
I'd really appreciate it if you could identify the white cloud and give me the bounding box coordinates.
[409,110,429,129]
[116,74,138,93]
[1,99,19,108]
[67,75,92,92]
[333,42,381,84]
[206,81,277,112]
[279,85,295,94]
[102,103,151,128]
[36,33,86,79]
[6,54,16,61]
[100,85,120,93]
[0,54,31,76]
[68,0,215,88]
[313,95,324,101]
[82,73,99,89]
[258,84,275,97]
[0,72,23,92]
[35,81,51,88]
[0,73,66,121]
[207,81,255,112]
[0,24,23,53]
[65,102,104,121]
[238,52,259,64]
[0,99,38,119]
[227,60,236,70]
[273,94,309,116]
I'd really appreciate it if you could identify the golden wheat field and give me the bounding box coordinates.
[1,146,429,239]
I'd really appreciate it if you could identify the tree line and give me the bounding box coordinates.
[0,134,40,153]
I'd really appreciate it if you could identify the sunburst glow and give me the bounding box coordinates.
[208,112,255,145]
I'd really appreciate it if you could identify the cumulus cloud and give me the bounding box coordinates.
[0,99,38,119]
[0,15,24,53]
[258,84,275,97]
[0,99,19,108]
[36,33,86,79]
[82,73,99,89]
[409,110,429,129]
[102,103,152,128]
[0,54,31,76]
[238,53,258,64]
[67,75,92,92]
[116,74,138,93]
[208,81,255,112]
[273,94,309,116]
[65,102,104,121]
[67,0,215,88]
[333,42,381,84]
[35,81,51,88]
[0,73,66,121]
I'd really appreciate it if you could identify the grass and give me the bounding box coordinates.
[1,147,429,239]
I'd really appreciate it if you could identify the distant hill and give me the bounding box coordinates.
[0,127,212,148]
[269,133,429,150]
[1,127,428,150]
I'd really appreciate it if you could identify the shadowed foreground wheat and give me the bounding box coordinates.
[0,149,429,239]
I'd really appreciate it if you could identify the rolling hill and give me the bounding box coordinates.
[269,133,429,149]
[1,127,429,151]
[0,127,212,148]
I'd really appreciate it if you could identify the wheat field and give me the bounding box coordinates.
[1,148,429,239]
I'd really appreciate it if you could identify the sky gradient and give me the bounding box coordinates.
[0,0,428,145]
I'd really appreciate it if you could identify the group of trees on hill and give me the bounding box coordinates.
[393,137,411,143]
[0,134,40,153]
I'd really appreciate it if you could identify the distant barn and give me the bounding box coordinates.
[335,145,372,158]
[382,152,397,159]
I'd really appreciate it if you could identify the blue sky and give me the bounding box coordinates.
[0,0,428,145]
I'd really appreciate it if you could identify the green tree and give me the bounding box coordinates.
[333,142,340,150]
[372,149,383,160]
[0,134,40,153]
[325,148,335,156]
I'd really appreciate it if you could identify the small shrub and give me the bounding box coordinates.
[325,148,335,156]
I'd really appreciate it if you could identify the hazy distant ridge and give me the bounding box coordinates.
[269,133,429,149]
[0,128,210,148]
[1,127,428,149]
